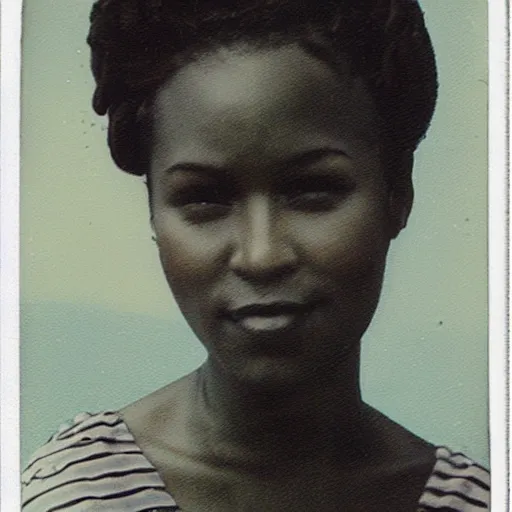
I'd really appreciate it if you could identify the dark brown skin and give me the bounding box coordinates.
[120,44,435,511]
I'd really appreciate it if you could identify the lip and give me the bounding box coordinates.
[226,301,317,333]
[228,301,313,320]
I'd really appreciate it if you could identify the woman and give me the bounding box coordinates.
[22,0,490,510]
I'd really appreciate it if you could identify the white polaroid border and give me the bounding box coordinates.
[0,0,22,510]
[489,0,511,510]
[0,0,509,510]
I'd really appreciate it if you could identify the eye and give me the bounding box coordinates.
[285,175,354,212]
[170,185,234,222]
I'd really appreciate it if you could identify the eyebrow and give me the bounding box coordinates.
[164,147,350,175]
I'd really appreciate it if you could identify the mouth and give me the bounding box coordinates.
[226,301,316,333]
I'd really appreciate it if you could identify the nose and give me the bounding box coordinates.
[229,195,298,281]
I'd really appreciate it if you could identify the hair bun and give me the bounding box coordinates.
[87,0,437,176]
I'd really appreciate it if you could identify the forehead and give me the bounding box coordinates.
[150,44,380,167]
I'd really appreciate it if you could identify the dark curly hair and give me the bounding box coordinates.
[87,0,437,186]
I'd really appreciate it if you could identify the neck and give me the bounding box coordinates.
[190,346,373,467]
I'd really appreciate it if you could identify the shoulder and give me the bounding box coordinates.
[22,411,179,512]
[418,447,490,511]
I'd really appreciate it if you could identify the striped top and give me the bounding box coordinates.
[22,411,490,512]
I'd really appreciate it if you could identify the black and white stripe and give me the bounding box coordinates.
[418,447,490,511]
[22,412,179,512]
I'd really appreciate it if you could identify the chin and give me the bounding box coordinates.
[210,354,309,392]
[218,351,349,397]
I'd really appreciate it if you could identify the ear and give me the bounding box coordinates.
[144,175,158,243]
[387,152,414,239]
[150,219,157,243]
[149,211,159,244]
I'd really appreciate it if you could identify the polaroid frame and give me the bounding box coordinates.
[1,1,509,510]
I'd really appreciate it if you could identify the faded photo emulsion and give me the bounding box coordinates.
[21,1,489,511]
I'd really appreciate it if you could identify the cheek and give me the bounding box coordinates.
[154,215,227,303]
[298,200,391,276]
[301,207,391,338]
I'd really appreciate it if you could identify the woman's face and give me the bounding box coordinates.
[150,44,404,388]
